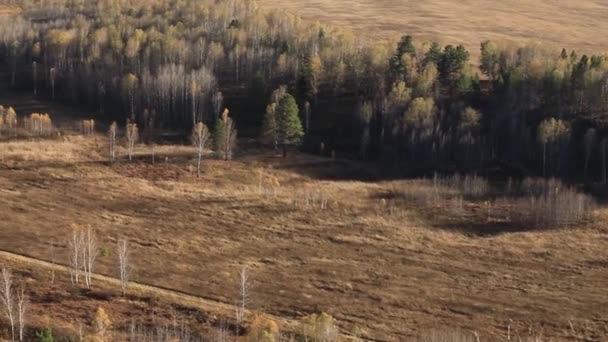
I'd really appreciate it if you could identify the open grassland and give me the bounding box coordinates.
[256,0,608,56]
[0,132,607,340]
[0,5,20,15]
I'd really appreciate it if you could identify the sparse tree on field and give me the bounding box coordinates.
[68,229,84,285]
[16,285,27,342]
[82,227,99,289]
[126,122,139,162]
[0,268,16,342]
[235,266,251,334]
[108,121,117,163]
[214,109,237,160]
[192,121,211,177]
[117,239,129,297]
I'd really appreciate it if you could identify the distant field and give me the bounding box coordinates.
[256,0,608,57]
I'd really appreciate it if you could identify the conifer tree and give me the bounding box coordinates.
[276,94,304,157]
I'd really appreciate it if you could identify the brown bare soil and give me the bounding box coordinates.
[0,130,607,341]
[256,0,608,57]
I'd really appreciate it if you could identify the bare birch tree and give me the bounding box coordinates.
[69,230,84,285]
[126,122,139,162]
[83,228,99,289]
[108,121,117,163]
[191,121,211,177]
[16,285,27,342]
[117,239,129,296]
[0,268,15,342]
[235,266,251,334]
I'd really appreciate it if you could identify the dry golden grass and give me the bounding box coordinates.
[0,134,606,340]
[256,0,608,57]
[0,135,99,163]
[0,5,21,15]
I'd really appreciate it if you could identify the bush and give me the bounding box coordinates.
[36,329,54,342]
[300,312,339,342]
[247,315,280,342]
[514,178,595,227]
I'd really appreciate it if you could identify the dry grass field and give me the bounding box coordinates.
[256,0,608,57]
[0,92,607,340]
[0,5,20,15]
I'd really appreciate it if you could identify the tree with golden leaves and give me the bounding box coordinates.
[82,119,95,135]
[5,107,17,131]
[91,307,111,339]
[247,315,280,342]
[538,118,570,177]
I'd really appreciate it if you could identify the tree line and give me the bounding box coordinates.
[1,0,608,180]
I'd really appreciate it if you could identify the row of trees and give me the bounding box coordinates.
[105,107,238,170]
[1,0,608,179]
